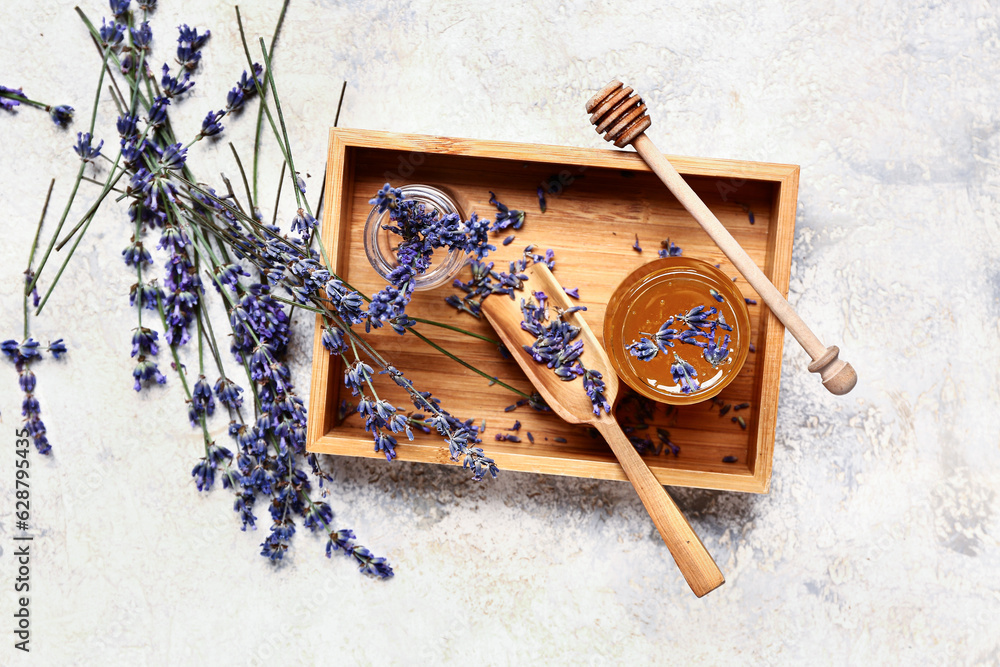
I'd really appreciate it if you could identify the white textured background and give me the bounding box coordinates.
[1,1,997,664]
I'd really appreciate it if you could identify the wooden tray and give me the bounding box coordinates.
[307,129,799,494]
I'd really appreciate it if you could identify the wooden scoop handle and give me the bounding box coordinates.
[586,81,857,395]
[595,415,725,598]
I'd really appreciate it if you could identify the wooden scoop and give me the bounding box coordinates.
[585,80,857,396]
[481,263,725,597]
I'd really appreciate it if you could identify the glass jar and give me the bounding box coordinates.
[362,184,467,290]
[603,257,751,405]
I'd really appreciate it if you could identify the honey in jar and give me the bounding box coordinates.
[603,257,751,405]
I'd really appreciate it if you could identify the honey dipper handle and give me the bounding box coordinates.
[631,133,857,395]
[594,416,725,598]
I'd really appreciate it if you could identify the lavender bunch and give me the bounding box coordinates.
[12,1,510,578]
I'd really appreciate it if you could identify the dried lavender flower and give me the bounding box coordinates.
[670,352,700,394]
[488,191,526,231]
[626,337,658,362]
[658,239,683,258]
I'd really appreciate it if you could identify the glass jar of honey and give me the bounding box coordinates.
[603,257,751,405]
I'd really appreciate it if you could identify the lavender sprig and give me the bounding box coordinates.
[0,85,74,126]
[1,338,63,455]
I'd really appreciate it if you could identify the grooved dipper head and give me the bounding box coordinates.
[585,80,651,148]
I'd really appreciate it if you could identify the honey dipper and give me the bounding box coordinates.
[586,80,857,395]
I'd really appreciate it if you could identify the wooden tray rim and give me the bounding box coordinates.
[307,128,799,495]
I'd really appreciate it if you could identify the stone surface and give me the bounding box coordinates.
[0,1,997,664]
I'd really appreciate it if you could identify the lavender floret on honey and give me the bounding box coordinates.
[670,352,700,394]
[626,337,658,361]
[703,333,731,367]
[648,317,678,350]
[677,305,718,330]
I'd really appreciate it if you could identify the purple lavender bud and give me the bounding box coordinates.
[130,327,159,357]
[47,339,67,359]
[130,21,152,49]
[132,355,166,391]
[0,84,23,111]
[74,132,104,162]
[147,96,169,128]
[199,110,224,137]
[670,352,700,394]
[116,113,138,138]
[158,142,187,170]
[160,64,194,97]
[290,208,317,234]
[109,0,130,18]
[100,18,126,48]
[176,25,210,70]
[626,337,658,362]
[18,369,36,393]
[49,105,73,127]
[213,377,244,409]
